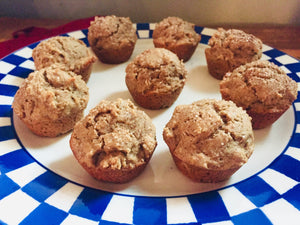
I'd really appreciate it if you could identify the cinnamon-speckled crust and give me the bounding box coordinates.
[220,60,298,129]
[69,98,157,183]
[125,48,187,109]
[205,28,262,79]
[32,36,96,82]
[153,17,201,62]
[12,65,89,137]
[88,15,137,64]
[163,99,254,183]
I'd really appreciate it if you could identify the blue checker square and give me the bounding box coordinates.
[133,197,167,225]
[0,84,19,97]
[136,23,150,30]
[19,203,68,225]
[188,191,230,223]
[199,34,210,44]
[231,208,273,225]
[2,54,28,66]
[282,184,300,211]
[69,187,113,221]
[263,48,285,59]
[22,171,68,202]
[235,176,281,207]
[7,66,33,79]
[0,174,20,200]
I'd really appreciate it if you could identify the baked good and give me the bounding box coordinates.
[205,28,262,79]
[152,17,201,62]
[163,99,254,183]
[69,98,157,183]
[125,48,187,109]
[220,60,298,129]
[32,36,96,82]
[88,15,137,64]
[12,65,89,137]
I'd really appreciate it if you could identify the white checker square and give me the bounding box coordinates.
[297,72,300,79]
[201,27,217,36]
[166,197,197,224]
[261,198,300,225]
[0,139,21,156]
[0,74,25,86]
[218,186,256,217]
[285,146,300,162]
[0,117,11,127]
[0,189,40,225]
[14,47,33,59]
[275,54,298,65]
[0,95,14,105]
[298,82,300,92]
[138,30,150,38]
[19,59,35,70]
[296,124,300,133]
[261,53,271,61]
[0,61,16,74]
[258,168,298,195]
[45,182,83,212]
[67,30,86,39]
[149,23,156,30]
[262,45,273,52]
[280,65,291,74]
[61,214,98,225]
[294,102,300,111]
[101,195,134,224]
[6,162,46,187]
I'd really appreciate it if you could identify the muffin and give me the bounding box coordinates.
[125,48,187,110]
[153,17,201,62]
[163,99,254,183]
[220,60,298,129]
[32,36,96,82]
[69,98,157,183]
[88,15,137,64]
[205,28,262,80]
[12,65,89,137]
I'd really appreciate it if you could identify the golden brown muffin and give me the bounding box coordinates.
[205,28,262,80]
[12,65,89,137]
[88,15,137,64]
[220,60,298,129]
[125,48,187,110]
[163,99,254,183]
[69,98,157,183]
[153,17,201,62]
[32,36,96,82]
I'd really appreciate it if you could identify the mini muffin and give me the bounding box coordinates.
[220,60,298,129]
[12,65,89,137]
[32,36,96,82]
[153,17,201,62]
[125,48,187,109]
[205,28,262,80]
[163,99,254,183]
[69,98,157,183]
[88,15,137,64]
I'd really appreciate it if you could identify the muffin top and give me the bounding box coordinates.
[13,65,89,121]
[70,98,157,170]
[125,48,187,94]
[88,15,137,49]
[32,36,96,75]
[220,60,298,113]
[208,28,262,59]
[153,17,200,47]
[163,99,254,170]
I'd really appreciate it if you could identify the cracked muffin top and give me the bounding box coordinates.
[32,36,96,82]
[126,48,187,94]
[163,99,254,170]
[70,98,157,173]
[88,15,137,50]
[153,16,201,61]
[12,65,89,137]
[220,60,298,113]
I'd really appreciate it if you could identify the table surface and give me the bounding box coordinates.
[0,17,299,60]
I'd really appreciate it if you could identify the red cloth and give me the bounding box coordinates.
[0,17,94,59]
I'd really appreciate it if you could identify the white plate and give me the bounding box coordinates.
[1,24,300,225]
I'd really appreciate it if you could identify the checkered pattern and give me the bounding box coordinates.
[0,24,300,225]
